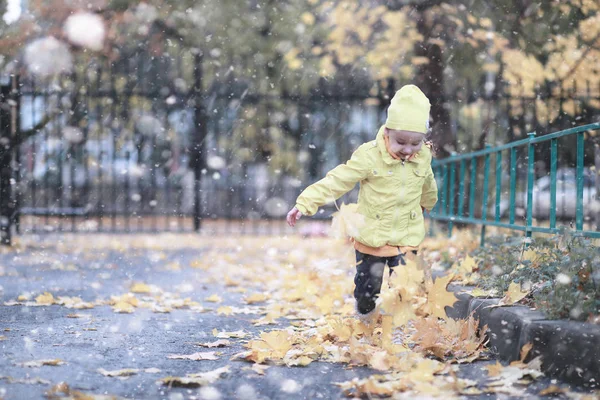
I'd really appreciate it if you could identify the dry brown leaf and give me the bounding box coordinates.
[46,382,123,399]
[485,361,504,377]
[0,376,51,385]
[167,352,219,361]
[18,359,66,368]
[518,342,533,363]
[250,363,270,375]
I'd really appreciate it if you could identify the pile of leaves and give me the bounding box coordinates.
[471,232,600,322]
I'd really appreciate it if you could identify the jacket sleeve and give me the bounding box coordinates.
[295,147,370,216]
[420,165,438,211]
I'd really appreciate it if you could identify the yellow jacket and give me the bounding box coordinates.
[295,126,438,248]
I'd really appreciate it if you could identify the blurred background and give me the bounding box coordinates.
[0,0,599,237]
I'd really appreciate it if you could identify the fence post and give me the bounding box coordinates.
[0,76,17,245]
[191,52,207,232]
[526,132,536,240]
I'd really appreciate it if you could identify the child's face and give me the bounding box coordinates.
[385,128,424,160]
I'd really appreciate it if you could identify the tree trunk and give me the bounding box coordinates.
[413,12,455,159]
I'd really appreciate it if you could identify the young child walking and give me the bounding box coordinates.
[286,84,438,321]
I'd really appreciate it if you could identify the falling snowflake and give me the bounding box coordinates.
[63,12,105,51]
[24,37,72,77]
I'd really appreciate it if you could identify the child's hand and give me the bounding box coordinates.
[286,207,303,227]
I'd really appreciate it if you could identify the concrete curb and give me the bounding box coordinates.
[445,283,600,388]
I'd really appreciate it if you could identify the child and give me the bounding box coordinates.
[286,84,438,321]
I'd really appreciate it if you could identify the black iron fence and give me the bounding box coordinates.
[1,52,600,243]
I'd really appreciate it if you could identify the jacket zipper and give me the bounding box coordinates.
[394,160,406,244]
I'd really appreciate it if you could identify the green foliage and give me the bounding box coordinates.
[473,232,600,321]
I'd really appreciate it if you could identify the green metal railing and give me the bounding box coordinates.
[429,123,600,245]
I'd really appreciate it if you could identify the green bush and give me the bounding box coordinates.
[472,232,600,321]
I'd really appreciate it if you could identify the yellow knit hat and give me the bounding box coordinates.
[385,84,431,134]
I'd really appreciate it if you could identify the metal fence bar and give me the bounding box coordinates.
[576,131,585,230]
[495,151,502,221]
[468,157,476,218]
[457,159,466,218]
[509,147,517,225]
[448,162,456,236]
[525,133,535,239]
[480,150,491,245]
[550,138,557,229]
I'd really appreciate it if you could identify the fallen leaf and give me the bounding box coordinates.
[423,274,458,319]
[112,301,135,313]
[502,282,529,305]
[195,339,230,348]
[0,376,51,385]
[167,352,219,361]
[244,293,269,304]
[130,282,152,294]
[457,255,478,275]
[18,359,66,368]
[251,364,270,375]
[518,342,533,363]
[158,366,230,387]
[330,203,365,239]
[97,368,139,377]
[35,292,56,305]
[212,329,246,339]
[216,306,233,315]
[539,385,565,395]
[485,361,504,377]
[46,382,121,399]
[0,335,6,341]
[205,294,222,303]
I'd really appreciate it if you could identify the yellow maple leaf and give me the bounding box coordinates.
[130,282,152,294]
[469,287,496,297]
[327,317,353,342]
[423,274,458,319]
[406,358,445,382]
[389,259,424,298]
[244,293,269,304]
[368,350,392,371]
[330,203,365,239]
[205,294,222,303]
[260,330,293,357]
[502,282,529,305]
[521,249,539,263]
[35,292,55,305]
[113,301,135,313]
[216,306,233,315]
[379,290,417,327]
[458,255,478,275]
